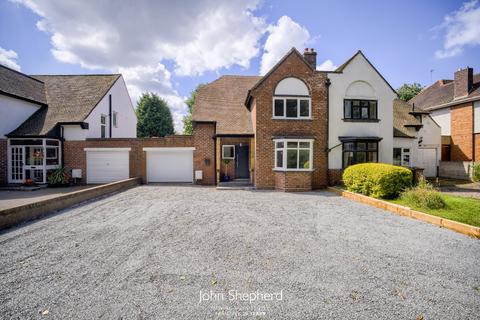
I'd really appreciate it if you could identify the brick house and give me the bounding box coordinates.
[410,67,480,163]
[192,48,435,190]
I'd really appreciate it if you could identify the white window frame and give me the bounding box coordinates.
[272,97,311,119]
[113,111,118,128]
[274,139,313,171]
[100,114,107,138]
[222,145,235,159]
[393,147,411,167]
[46,146,58,159]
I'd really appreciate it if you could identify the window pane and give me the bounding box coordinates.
[368,142,377,150]
[357,142,366,150]
[101,125,106,138]
[287,149,298,168]
[343,151,354,167]
[344,100,351,118]
[352,100,360,107]
[403,148,410,153]
[276,141,284,149]
[101,115,106,124]
[369,101,377,119]
[274,99,284,117]
[299,142,310,148]
[344,142,354,151]
[393,148,402,165]
[352,107,360,119]
[360,100,369,107]
[299,150,310,169]
[356,151,367,163]
[361,107,369,119]
[287,141,298,148]
[367,152,377,163]
[223,146,234,158]
[46,148,57,159]
[299,100,309,117]
[276,150,283,168]
[403,154,410,166]
[286,99,298,118]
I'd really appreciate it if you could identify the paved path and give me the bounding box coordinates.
[0,185,478,319]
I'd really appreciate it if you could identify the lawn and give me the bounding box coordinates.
[390,194,480,227]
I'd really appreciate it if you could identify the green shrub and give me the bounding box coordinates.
[472,163,480,182]
[342,163,412,198]
[400,178,446,209]
[47,167,71,186]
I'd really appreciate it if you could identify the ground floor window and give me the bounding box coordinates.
[222,145,235,159]
[8,139,61,184]
[393,148,410,167]
[274,139,313,170]
[342,141,378,168]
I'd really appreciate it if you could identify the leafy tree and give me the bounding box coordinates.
[183,83,206,134]
[397,83,424,101]
[136,92,175,137]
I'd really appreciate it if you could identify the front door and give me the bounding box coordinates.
[235,145,249,179]
[9,146,24,183]
[24,146,45,183]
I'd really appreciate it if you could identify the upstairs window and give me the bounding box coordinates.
[273,77,311,119]
[101,114,107,138]
[344,99,377,120]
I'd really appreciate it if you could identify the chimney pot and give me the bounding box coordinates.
[454,67,473,99]
[303,48,317,69]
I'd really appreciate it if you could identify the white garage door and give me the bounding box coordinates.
[85,148,130,184]
[417,148,438,177]
[145,147,194,183]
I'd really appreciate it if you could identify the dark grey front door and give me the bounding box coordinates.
[235,145,249,178]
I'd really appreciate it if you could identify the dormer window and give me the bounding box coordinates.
[273,77,311,119]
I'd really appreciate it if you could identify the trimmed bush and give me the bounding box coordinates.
[472,163,480,182]
[400,178,446,209]
[342,163,412,198]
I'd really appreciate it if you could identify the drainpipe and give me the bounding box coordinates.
[325,77,331,186]
[109,94,112,138]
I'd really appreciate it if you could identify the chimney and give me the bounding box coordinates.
[454,67,473,99]
[303,48,317,70]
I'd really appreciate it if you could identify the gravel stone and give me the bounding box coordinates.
[0,185,478,319]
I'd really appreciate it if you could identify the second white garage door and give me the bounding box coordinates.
[85,148,130,184]
[145,147,194,183]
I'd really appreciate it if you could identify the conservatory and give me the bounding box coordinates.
[7,138,62,184]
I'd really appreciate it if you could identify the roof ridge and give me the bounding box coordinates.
[0,64,45,84]
[31,73,121,77]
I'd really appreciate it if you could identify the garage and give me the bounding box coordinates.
[144,147,194,183]
[417,148,438,178]
[85,148,130,184]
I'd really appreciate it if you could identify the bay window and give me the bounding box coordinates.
[273,97,311,119]
[274,139,313,170]
[342,140,378,168]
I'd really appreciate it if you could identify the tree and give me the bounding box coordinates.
[136,92,175,137]
[183,83,206,134]
[397,83,424,102]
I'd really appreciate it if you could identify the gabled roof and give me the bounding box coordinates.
[193,75,261,135]
[0,64,47,105]
[393,99,422,138]
[335,50,397,95]
[8,74,120,137]
[409,74,480,111]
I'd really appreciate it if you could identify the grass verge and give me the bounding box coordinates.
[389,194,480,227]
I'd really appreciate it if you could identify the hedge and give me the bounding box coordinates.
[342,163,413,199]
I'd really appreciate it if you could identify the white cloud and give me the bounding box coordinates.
[434,0,480,59]
[260,16,310,75]
[317,59,336,71]
[0,47,21,71]
[13,0,267,132]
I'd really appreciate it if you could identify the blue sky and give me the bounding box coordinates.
[1,0,479,131]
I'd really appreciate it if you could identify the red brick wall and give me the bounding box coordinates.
[475,133,480,162]
[450,103,474,161]
[63,136,194,184]
[274,171,312,192]
[193,123,216,185]
[250,53,328,189]
[328,169,343,186]
[0,139,7,185]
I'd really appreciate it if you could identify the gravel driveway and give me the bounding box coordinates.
[0,185,478,319]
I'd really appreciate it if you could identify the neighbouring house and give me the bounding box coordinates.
[410,67,480,179]
[0,64,137,185]
[191,48,438,190]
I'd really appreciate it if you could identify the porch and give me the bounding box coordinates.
[215,135,255,186]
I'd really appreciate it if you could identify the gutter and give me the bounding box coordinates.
[425,95,480,111]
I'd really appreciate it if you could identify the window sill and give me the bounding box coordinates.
[272,117,312,120]
[273,168,315,172]
[342,119,380,123]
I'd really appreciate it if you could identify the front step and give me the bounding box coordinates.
[217,179,254,190]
